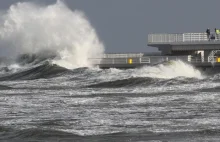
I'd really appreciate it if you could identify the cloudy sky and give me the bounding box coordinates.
[1,0,220,53]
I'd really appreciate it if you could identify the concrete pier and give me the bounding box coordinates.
[92,32,220,69]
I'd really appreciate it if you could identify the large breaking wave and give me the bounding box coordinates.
[0,60,206,86]
[0,0,104,69]
[0,1,209,83]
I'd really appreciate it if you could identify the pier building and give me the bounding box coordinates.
[92,32,220,69]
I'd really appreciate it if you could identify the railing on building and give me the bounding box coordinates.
[148,33,211,43]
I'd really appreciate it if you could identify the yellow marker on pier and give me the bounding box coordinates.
[128,59,133,64]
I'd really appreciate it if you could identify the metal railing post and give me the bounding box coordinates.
[183,33,185,42]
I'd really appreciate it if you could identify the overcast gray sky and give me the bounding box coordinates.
[1,0,220,53]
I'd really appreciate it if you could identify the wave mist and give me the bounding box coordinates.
[0,0,104,69]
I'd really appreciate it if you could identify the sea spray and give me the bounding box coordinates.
[0,0,104,69]
[132,60,204,79]
[93,60,205,82]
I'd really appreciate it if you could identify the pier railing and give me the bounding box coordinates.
[102,53,144,58]
[148,33,210,43]
[90,54,191,65]
[91,54,220,67]
[91,57,151,65]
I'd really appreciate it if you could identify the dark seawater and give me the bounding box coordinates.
[1,61,220,142]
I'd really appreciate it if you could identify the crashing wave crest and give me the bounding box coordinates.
[0,0,104,69]
[132,60,204,79]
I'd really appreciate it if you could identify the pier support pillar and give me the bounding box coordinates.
[204,50,211,62]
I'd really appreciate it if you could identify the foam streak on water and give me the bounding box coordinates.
[0,0,104,69]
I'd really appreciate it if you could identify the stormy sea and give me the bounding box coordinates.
[2,55,220,142]
[0,1,220,142]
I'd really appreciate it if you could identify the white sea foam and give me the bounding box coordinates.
[0,0,104,69]
[132,60,204,79]
[93,60,204,83]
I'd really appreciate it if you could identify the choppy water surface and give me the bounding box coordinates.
[1,1,219,142]
[0,61,220,142]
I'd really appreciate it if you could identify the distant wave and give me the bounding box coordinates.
[88,77,200,88]
[1,126,220,141]
[16,52,56,66]
[0,127,79,141]
[0,62,68,81]
[0,59,216,84]
[132,60,205,79]
[0,84,12,90]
